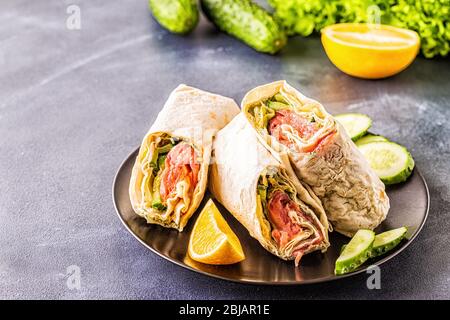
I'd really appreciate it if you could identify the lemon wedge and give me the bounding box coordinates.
[321,23,420,79]
[188,199,245,265]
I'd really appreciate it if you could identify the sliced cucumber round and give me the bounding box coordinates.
[335,113,372,141]
[370,227,407,258]
[335,229,375,275]
[355,133,388,146]
[358,141,415,185]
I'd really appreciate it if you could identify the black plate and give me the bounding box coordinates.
[113,148,429,285]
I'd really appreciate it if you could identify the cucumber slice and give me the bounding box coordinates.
[335,113,372,141]
[335,229,375,275]
[355,133,388,146]
[370,227,407,258]
[358,141,415,185]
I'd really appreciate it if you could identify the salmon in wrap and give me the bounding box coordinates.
[209,113,329,265]
[129,84,239,231]
[242,81,389,237]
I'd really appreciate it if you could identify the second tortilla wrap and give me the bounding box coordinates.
[209,113,329,264]
[242,80,390,237]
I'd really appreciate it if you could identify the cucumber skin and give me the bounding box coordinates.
[382,148,415,185]
[149,0,199,34]
[335,230,375,275]
[343,228,407,259]
[200,0,287,54]
[355,133,388,146]
[370,236,404,258]
[335,113,372,141]
[370,227,408,258]
[352,130,369,142]
[360,142,415,185]
[335,243,373,275]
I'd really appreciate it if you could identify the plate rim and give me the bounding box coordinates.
[112,147,430,285]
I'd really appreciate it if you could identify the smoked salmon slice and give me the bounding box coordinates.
[160,143,200,203]
[268,190,324,265]
[269,110,334,153]
[269,110,318,142]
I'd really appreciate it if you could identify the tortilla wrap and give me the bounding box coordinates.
[209,113,329,263]
[242,80,389,237]
[129,84,239,231]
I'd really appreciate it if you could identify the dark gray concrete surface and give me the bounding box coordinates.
[1,0,449,299]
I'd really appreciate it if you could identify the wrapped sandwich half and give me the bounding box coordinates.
[242,81,389,237]
[129,84,239,231]
[209,113,330,265]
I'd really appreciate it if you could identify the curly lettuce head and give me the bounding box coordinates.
[269,0,450,58]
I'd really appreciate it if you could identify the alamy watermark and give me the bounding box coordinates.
[366,265,381,289]
[367,5,381,25]
[66,5,81,30]
[66,265,81,290]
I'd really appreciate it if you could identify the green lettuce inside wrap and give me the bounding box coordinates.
[145,134,179,211]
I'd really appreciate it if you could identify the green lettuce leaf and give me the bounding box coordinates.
[269,0,450,58]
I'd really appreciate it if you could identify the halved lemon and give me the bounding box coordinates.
[321,23,420,79]
[188,199,245,265]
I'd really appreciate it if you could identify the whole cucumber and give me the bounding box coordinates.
[149,0,199,35]
[201,0,287,54]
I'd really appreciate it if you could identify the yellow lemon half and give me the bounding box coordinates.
[321,23,420,79]
[188,199,245,265]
